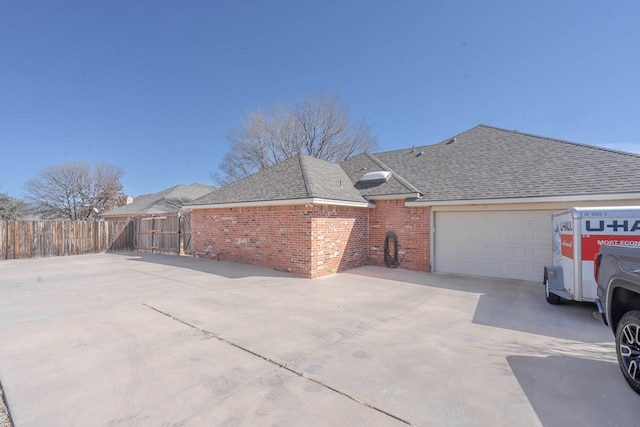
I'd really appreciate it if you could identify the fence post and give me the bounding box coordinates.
[179,214,185,255]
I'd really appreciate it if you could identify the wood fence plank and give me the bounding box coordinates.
[0,220,134,260]
[0,215,187,260]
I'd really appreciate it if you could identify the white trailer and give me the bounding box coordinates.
[544,207,640,304]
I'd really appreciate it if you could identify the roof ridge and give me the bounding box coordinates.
[298,154,315,197]
[219,155,298,188]
[364,153,422,194]
[372,124,640,159]
[474,124,640,158]
[150,185,185,200]
[364,152,390,170]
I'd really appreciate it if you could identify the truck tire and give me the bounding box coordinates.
[616,310,640,394]
[545,282,562,305]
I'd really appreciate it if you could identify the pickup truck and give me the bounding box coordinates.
[594,245,640,394]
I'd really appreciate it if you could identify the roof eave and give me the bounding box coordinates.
[365,193,422,201]
[186,197,371,210]
[405,192,640,207]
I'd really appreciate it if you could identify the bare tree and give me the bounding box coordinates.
[215,91,379,184]
[0,192,26,220]
[24,161,126,220]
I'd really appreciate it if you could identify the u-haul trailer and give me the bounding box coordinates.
[544,206,640,304]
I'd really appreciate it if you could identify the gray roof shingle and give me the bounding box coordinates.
[102,184,215,216]
[190,125,640,208]
[367,125,640,202]
[340,153,421,198]
[189,154,367,206]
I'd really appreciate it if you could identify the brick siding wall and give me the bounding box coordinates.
[191,204,369,278]
[310,205,369,278]
[368,199,431,272]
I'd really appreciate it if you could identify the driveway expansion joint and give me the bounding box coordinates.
[286,292,440,371]
[143,303,413,426]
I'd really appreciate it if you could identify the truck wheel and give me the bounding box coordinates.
[545,282,562,305]
[616,310,640,394]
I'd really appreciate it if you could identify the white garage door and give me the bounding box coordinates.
[433,210,554,282]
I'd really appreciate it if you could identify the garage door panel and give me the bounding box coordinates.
[439,247,459,257]
[533,229,549,241]
[484,246,502,257]
[507,229,527,240]
[460,260,478,271]
[533,247,550,259]
[461,246,479,256]
[480,230,498,241]
[462,230,481,241]
[506,264,529,276]
[482,262,503,274]
[435,210,554,282]
[508,246,527,258]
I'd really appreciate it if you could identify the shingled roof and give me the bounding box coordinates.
[340,152,421,199]
[102,183,215,217]
[189,154,367,207]
[342,125,640,202]
[188,125,640,209]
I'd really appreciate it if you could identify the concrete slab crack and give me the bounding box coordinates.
[288,291,441,368]
[143,303,412,425]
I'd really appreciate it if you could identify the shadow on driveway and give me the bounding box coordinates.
[112,251,295,280]
[508,355,640,426]
[110,256,611,343]
[345,266,611,343]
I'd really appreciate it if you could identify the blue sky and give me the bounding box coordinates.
[1,0,639,198]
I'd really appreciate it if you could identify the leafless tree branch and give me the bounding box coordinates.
[24,161,126,220]
[216,91,378,185]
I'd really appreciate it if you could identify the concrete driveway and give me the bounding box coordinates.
[0,253,638,426]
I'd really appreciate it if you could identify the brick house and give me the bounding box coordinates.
[188,125,640,280]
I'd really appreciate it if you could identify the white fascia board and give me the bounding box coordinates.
[405,193,640,207]
[311,198,372,208]
[185,198,371,210]
[366,193,421,201]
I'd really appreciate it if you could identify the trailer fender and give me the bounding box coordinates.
[544,266,565,291]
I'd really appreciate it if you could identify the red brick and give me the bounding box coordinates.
[191,199,430,278]
[192,204,368,278]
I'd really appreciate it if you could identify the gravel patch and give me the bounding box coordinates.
[0,383,12,427]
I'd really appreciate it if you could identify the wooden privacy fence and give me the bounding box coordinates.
[0,214,191,260]
[132,213,192,255]
[0,220,133,260]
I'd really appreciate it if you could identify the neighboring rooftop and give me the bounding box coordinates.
[102,184,216,217]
